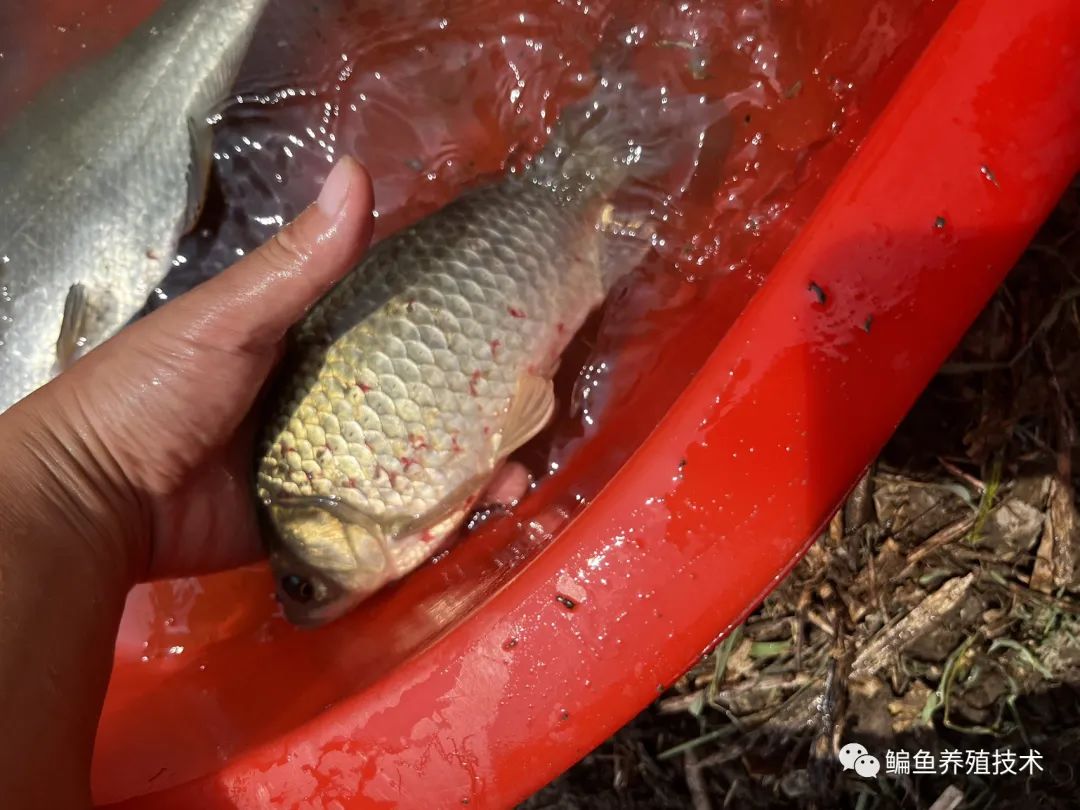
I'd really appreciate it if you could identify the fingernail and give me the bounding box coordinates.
[317,157,355,216]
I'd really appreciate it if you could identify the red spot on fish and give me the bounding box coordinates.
[489,339,501,358]
[355,381,372,393]
[469,370,483,396]
[482,425,490,436]
[400,456,418,471]
[347,478,357,488]
[556,322,565,335]
[409,434,429,450]
[508,306,526,319]
[451,435,463,454]
[421,529,435,543]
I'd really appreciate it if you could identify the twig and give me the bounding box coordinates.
[1046,342,1079,589]
[896,517,976,580]
[664,674,817,714]
[844,467,876,532]
[993,579,1080,614]
[937,457,986,495]
[828,509,844,543]
[809,602,849,799]
[851,573,975,680]
[867,533,889,626]
[685,748,714,810]
[938,285,1080,374]
[928,785,965,810]
[805,608,837,638]
[658,691,707,714]
[849,538,904,622]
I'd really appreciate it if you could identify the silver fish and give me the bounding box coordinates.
[0,0,270,412]
[253,91,669,626]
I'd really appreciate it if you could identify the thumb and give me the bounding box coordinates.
[167,156,374,349]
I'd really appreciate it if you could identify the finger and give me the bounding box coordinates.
[165,156,374,348]
[479,462,533,508]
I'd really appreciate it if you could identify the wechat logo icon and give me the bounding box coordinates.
[839,742,881,778]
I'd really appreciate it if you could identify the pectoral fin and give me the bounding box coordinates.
[392,471,492,539]
[600,202,646,237]
[56,283,89,371]
[185,116,214,232]
[494,373,556,460]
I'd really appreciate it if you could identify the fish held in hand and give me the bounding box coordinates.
[256,79,709,626]
[0,0,270,412]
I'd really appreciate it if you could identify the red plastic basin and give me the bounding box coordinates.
[10,0,1077,806]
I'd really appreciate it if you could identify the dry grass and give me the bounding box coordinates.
[523,179,1080,809]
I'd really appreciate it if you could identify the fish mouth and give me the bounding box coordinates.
[274,581,368,628]
[268,546,371,628]
[259,494,390,626]
[277,597,340,629]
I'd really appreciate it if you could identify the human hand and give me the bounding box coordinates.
[5,154,533,586]
[4,157,374,582]
[0,156,539,806]
[0,156,376,808]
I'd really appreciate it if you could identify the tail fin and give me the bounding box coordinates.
[522,15,728,196]
[525,73,723,200]
[521,27,731,291]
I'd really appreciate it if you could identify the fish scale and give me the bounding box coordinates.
[259,178,604,508]
[256,172,615,624]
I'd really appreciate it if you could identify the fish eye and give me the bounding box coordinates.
[281,574,316,604]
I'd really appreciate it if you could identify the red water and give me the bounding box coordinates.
[2,0,949,801]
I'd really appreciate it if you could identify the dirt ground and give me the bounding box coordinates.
[522,181,1080,810]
